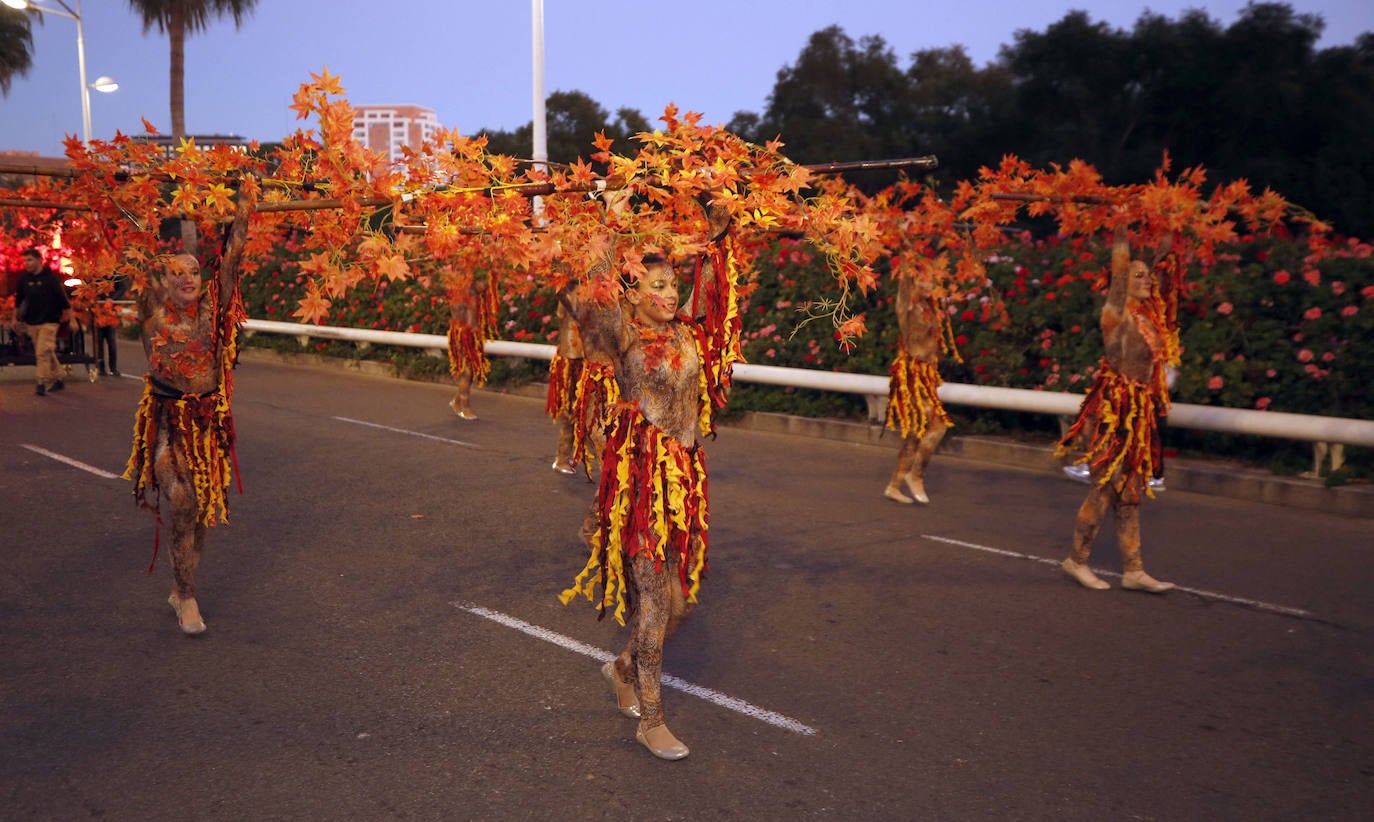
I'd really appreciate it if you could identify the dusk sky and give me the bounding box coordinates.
[2,1,1371,158]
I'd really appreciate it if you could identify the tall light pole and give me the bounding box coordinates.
[3,0,116,143]
[531,0,547,217]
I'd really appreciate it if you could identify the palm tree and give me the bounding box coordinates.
[124,0,258,140]
[126,0,257,251]
[0,7,36,97]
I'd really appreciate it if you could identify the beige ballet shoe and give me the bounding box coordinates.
[903,475,930,504]
[1120,570,1175,593]
[883,484,914,504]
[636,723,689,760]
[168,594,207,635]
[551,459,577,475]
[1061,558,1110,590]
[601,661,640,719]
[448,398,477,420]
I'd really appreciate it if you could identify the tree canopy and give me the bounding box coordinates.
[0,6,35,97]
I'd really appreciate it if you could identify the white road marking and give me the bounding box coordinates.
[333,416,479,449]
[920,534,1316,621]
[452,601,819,736]
[20,444,121,479]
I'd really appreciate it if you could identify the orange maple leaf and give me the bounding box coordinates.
[203,183,235,213]
[375,253,411,281]
[293,286,332,324]
[310,67,346,96]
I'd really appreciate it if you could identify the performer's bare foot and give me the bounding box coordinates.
[601,661,640,718]
[636,722,689,760]
[168,593,207,635]
[1121,570,1175,593]
[448,398,477,420]
[1062,558,1110,590]
[552,459,577,475]
[903,475,930,504]
[883,484,914,504]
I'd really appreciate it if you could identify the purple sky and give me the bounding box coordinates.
[2,0,1371,158]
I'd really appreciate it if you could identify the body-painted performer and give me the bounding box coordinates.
[1057,226,1177,593]
[547,301,618,477]
[444,266,495,420]
[882,256,955,504]
[123,182,257,634]
[559,235,739,760]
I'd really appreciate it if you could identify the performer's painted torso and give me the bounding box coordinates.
[138,255,220,395]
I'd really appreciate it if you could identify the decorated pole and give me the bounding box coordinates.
[0,155,942,214]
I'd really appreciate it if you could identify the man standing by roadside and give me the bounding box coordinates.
[15,248,72,396]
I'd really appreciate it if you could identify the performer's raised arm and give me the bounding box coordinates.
[215,182,257,311]
[1103,225,1133,324]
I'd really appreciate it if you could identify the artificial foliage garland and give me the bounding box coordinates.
[446,322,490,385]
[569,360,619,477]
[558,401,709,626]
[545,353,579,421]
[884,349,954,440]
[1056,363,1163,503]
[445,274,500,385]
[125,387,236,528]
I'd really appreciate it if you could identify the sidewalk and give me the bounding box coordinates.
[234,345,1374,520]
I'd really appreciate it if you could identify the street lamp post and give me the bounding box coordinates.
[3,0,116,143]
[530,0,547,218]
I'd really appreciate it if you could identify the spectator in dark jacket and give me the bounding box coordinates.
[14,249,72,396]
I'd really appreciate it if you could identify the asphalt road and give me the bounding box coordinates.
[2,345,1371,820]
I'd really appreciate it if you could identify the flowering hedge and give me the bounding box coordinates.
[238,231,1372,476]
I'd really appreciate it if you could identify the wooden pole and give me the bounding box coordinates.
[990,192,1113,205]
[0,198,92,211]
[2,155,946,214]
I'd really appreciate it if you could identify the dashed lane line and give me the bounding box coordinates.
[20,444,121,479]
[452,601,819,736]
[920,534,1317,621]
[333,416,480,449]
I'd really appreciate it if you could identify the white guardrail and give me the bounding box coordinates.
[241,319,1374,448]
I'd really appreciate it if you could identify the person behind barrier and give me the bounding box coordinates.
[14,248,73,396]
[95,274,128,377]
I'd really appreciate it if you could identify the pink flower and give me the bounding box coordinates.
[1266,369,1277,378]
[1298,349,1314,362]
[1302,269,1321,286]
[1331,281,1346,296]
[1255,397,1271,410]
[1362,285,1374,299]
[1304,307,1322,320]
[1321,351,1335,363]
[1341,305,1359,317]
[1207,376,1224,390]
[1273,270,1292,285]
[1216,302,1234,315]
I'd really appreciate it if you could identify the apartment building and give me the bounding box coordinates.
[351,105,441,164]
